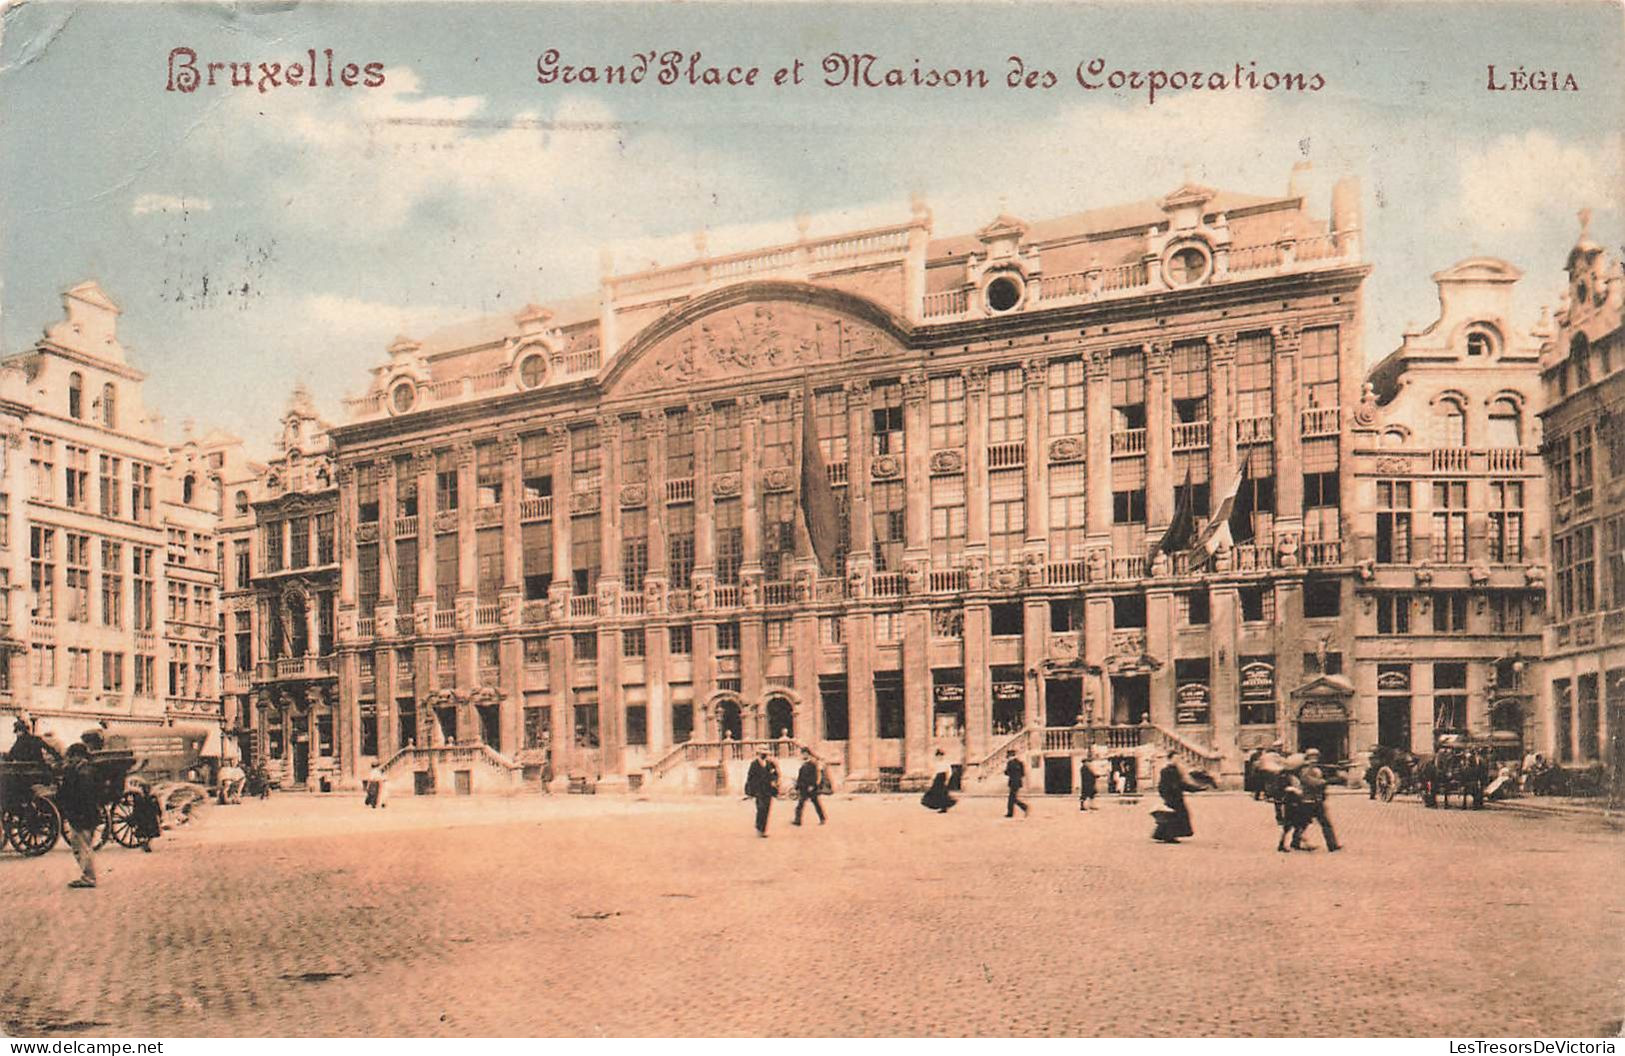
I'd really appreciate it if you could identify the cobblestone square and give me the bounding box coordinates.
[2,791,1621,1038]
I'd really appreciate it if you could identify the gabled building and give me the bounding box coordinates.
[1351,259,1547,757]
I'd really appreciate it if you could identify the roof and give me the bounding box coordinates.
[412,290,601,359]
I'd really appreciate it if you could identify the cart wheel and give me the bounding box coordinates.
[1376,766,1398,803]
[5,796,61,857]
[108,792,145,848]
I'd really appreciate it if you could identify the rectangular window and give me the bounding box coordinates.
[264,522,284,573]
[931,607,963,639]
[1573,425,1595,507]
[929,473,966,569]
[874,611,902,642]
[30,526,55,621]
[1238,655,1276,726]
[30,437,56,503]
[522,521,551,600]
[132,547,154,631]
[98,455,122,517]
[871,480,906,573]
[315,512,335,566]
[396,456,419,517]
[130,463,154,523]
[819,615,844,645]
[717,621,741,652]
[1179,589,1210,626]
[1302,575,1341,619]
[1431,592,1469,633]
[134,654,154,698]
[357,544,379,617]
[234,540,251,589]
[871,380,905,456]
[31,643,57,686]
[476,441,503,507]
[570,513,600,596]
[667,503,695,591]
[668,625,692,655]
[68,647,92,690]
[1555,524,1597,618]
[765,619,790,650]
[1170,339,1210,428]
[761,493,795,583]
[1300,326,1340,409]
[665,407,694,479]
[622,628,646,658]
[435,533,458,610]
[234,611,252,672]
[1376,480,1413,563]
[990,365,1027,444]
[624,703,648,747]
[1490,593,1526,634]
[988,468,1025,568]
[928,374,966,450]
[100,540,123,628]
[476,528,502,604]
[714,499,742,586]
[357,463,379,523]
[820,674,850,740]
[1377,594,1412,634]
[1050,599,1083,632]
[1049,460,1086,560]
[64,445,89,510]
[711,403,740,476]
[1488,481,1524,563]
[289,516,310,569]
[102,651,125,693]
[1431,481,1469,563]
[1607,515,1625,610]
[622,507,649,592]
[1433,662,1469,733]
[394,538,418,602]
[1111,347,1147,430]
[435,450,458,512]
[874,670,904,739]
[574,698,601,749]
[760,396,792,469]
[65,532,90,623]
[1048,358,1089,441]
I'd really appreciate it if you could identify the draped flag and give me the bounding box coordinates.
[800,382,840,575]
[1188,461,1249,566]
[1151,467,1197,565]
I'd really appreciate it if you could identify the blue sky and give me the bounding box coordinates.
[1,1,1620,455]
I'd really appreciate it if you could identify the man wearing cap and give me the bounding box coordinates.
[1296,748,1342,852]
[57,743,102,887]
[1003,749,1029,818]
[744,747,780,838]
[791,747,826,827]
[5,718,59,764]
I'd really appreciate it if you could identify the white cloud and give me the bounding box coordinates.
[1458,131,1621,236]
[131,193,213,216]
[300,293,459,345]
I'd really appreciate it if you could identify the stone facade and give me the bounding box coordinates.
[329,170,1377,792]
[1536,216,1625,778]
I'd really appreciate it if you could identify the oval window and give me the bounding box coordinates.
[390,382,416,414]
[985,275,1023,313]
[518,354,547,389]
[1166,246,1209,287]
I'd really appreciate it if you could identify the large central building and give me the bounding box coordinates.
[325,168,1375,794]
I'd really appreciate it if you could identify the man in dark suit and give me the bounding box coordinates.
[744,747,780,837]
[791,747,826,826]
[1004,750,1029,818]
[5,718,59,763]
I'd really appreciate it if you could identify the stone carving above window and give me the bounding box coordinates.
[871,455,902,480]
[1048,437,1085,463]
[712,473,742,498]
[929,450,964,475]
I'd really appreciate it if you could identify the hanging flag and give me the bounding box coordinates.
[1151,467,1197,564]
[1188,461,1248,566]
[799,382,841,576]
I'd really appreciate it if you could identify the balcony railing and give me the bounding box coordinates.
[1301,406,1341,437]
[929,569,967,594]
[1485,448,1526,472]
[666,478,695,504]
[763,581,798,606]
[1232,544,1274,571]
[826,461,848,486]
[871,572,906,598]
[520,496,552,522]
[988,441,1025,468]
[1302,540,1344,566]
[922,288,969,319]
[433,609,456,632]
[1172,421,1210,451]
[1046,559,1088,586]
[266,655,337,680]
[1235,416,1274,444]
[1111,428,1147,455]
[621,593,646,616]
[475,603,501,627]
[356,616,376,639]
[1431,448,1471,472]
[1109,556,1147,581]
[569,595,598,619]
[393,515,418,538]
[1041,724,1149,753]
[1228,243,1283,272]
[712,585,741,610]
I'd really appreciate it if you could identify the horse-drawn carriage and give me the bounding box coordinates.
[1370,733,1520,810]
[0,750,145,856]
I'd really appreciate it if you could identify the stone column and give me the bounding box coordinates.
[1209,583,1241,763]
[304,595,320,659]
[1085,349,1114,538]
[1023,600,1048,730]
[792,607,818,743]
[646,411,668,581]
[414,449,436,615]
[845,381,874,563]
[501,435,522,590]
[739,395,763,577]
[378,646,397,754]
[1024,358,1050,543]
[337,466,359,610]
[964,366,989,549]
[903,606,930,775]
[693,404,715,574]
[1274,323,1304,520]
[500,634,522,756]
[1146,587,1175,728]
[455,441,477,597]
[600,415,622,583]
[902,372,929,553]
[1146,342,1173,529]
[1208,335,1237,497]
[963,601,989,760]
[646,625,669,751]
[378,470,397,602]
[549,426,572,596]
[845,611,875,776]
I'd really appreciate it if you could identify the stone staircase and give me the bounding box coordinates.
[963,723,1226,791]
[377,742,524,794]
[643,737,833,795]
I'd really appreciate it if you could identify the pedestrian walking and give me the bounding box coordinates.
[1078,752,1099,811]
[1151,750,1204,844]
[130,780,162,852]
[1003,749,1029,818]
[792,747,826,826]
[57,743,102,887]
[921,749,957,812]
[744,747,779,837]
[1295,748,1342,852]
[1245,746,1265,799]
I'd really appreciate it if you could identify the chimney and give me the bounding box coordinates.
[1288,160,1313,200]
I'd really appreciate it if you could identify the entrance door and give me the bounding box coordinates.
[1043,756,1073,795]
[1298,722,1348,762]
[718,699,744,741]
[1378,698,1411,750]
[1045,679,1081,728]
[293,741,310,785]
[477,705,500,747]
[1112,675,1150,725]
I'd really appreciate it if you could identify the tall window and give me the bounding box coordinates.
[1376,480,1413,563]
[522,521,551,600]
[30,526,55,620]
[1487,397,1522,447]
[928,374,966,449]
[667,504,695,590]
[1431,592,1469,633]
[621,414,648,484]
[1433,397,1467,448]
[397,537,418,602]
[1299,326,1339,409]
[64,446,89,509]
[474,529,501,603]
[1607,515,1625,610]
[1572,425,1595,507]
[930,473,966,568]
[100,540,123,628]
[316,512,335,565]
[1377,594,1411,634]
[1235,331,1275,422]
[815,388,848,464]
[1170,339,1210,426]
[132,546,154,631]
[476,441,503,506]
[264,521,283,572]
[874,671,905,740]
[714,499,742,586]
[357,545,379,616]
[711,404,740,476]
[233,539,251,589]
[1110,347,1147,430]
[357,463,379,523]
[1488,481,1524,562]
[1046,359,1085,438]
[871,380,904,456]
[1049,461,1086,560]
[102,384,118,429]
[396,456,418,517]
[289,516,310,569]
[760,396,791,469]
[665,408,694,479]
[435,450,458,512]
[65,533,89,623]
[622,508,649,592]
[871,480,906,572]
[68,372,84,418]
[989,468,1025,567]
[435,533,458,609]
[1555,525,1596,619]
[30,437,56,503]
[571,514,601,595]
[98,455,122,517]
[1431,481,1468,563]
[1433,663,1468,732]
[761,494,794,582]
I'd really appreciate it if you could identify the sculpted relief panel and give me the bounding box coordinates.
[616,301,902,395]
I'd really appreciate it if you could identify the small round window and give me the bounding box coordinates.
[390,381,416,414]
[985,275,1023,313]
[518,354,547,389]
[1166,246,1210,287]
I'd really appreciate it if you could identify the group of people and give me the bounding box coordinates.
[1247,741,1342,852]
[744,746,830,836]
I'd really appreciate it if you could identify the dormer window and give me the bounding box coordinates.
[68,373,83,419]
[1466,332,1493,358]
[984,274,1023,313]
[1164,244,1211,287]
[390,380,416,414]
[183,474,196,505]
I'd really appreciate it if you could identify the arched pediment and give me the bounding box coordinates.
[604,282,913,397]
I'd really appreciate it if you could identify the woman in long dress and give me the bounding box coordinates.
[921,749,957,812]
[1151,751,1204,843]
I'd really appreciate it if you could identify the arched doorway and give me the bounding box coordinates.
[766,696,795,740]
[717,697,743,741]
